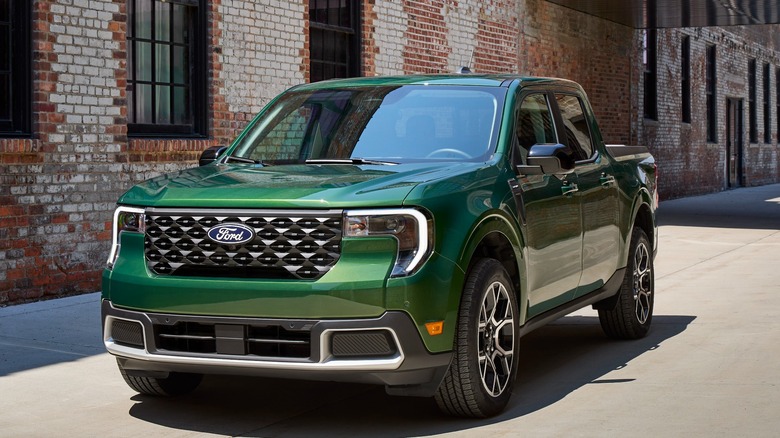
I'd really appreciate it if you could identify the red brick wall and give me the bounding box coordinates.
[518,0,635,145]
[641,27,780,199]
[3,0,780,305]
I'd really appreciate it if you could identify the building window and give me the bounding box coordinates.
[681,35,691,124]
[764,63,771,143]
[706,45,717,143]
[127,0,207,137]
[0,0,31,136]
[643,29,657,120]
[309,0,360,83]
[776,67,780,144]
[748,59,757,143]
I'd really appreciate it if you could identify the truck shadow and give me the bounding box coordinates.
[127,314,695,437]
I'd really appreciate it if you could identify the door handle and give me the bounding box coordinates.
[600,174,616,187]
[561,183,579,196]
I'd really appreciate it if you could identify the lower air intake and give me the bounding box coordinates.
[111,320,144,348]
[331,331,397,358]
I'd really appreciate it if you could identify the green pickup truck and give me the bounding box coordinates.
[103,74,657,418]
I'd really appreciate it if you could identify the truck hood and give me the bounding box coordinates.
[118,162,485,209]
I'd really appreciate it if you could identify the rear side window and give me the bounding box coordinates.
[515,93,556,163]
[555,94,594,160]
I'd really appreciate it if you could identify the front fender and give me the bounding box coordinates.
[457,209,528,324]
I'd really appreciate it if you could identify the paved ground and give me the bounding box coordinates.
[1,184,779,437]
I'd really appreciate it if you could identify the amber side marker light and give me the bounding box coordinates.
[425,321,444,336]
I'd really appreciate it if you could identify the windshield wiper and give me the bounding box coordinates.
[225,155,266,165]
[305,158,398,166]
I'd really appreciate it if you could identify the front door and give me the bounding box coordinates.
[726,98,744,188]
[510,91,583,318]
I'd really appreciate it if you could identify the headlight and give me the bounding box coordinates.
[106,206,146,268]
[344,209,432,277]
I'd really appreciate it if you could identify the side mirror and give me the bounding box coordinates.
[516,144,575,176]
[198,146,227,167]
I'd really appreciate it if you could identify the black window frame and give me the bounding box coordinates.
[763,63,771,144]
[681,35,691,124]
[126,0,208,138]
[643,29,658,121]
[706,45,717,143]
[776,67,780,145]
[748,58,757,143]
[0,0,32,137]
[309,0,361,83]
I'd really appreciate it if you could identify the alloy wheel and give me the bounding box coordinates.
[478,281,515,397]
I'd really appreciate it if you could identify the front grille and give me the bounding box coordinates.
[154,321,311,359]
[144,210,342,280]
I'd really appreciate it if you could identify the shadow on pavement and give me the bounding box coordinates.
[0,293,104,377]
[126,314,695,437]
[659,184,780,230]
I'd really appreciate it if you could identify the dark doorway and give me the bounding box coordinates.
[726,98,744,188]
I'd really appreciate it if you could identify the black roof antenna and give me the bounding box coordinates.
[456,47,475,74]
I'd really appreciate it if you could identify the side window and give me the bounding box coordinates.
[515,93,556,163]
[555,94,594,160]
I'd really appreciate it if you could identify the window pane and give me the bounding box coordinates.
[156,43,170,82]
[312,0,327,24]
[137,0,152,39]
[311,62,323,83]
[517,94,556,153]
[156,85,171,124]
[172,3,188,44]
[310,28,322,61]
[173,86,190,124]
[0,74,9,120]
[327,0,338,25]
[128,84,135,122]
[136,41,152,81]
[0,26,9,71]
[323,30,335,61]
[339,0,351,27]
[156,1,170,41]
[173,46,187,84]
[0,0,9,22]
[136,83,153,123]
[556,94,593,159]
[324,63,335,80]
[336,33,347,65]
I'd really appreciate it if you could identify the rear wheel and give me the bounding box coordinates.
[599,226,654,339]
[435,258,519,418]
[117,359,202,396]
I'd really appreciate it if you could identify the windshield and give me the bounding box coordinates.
[230,85,506,164]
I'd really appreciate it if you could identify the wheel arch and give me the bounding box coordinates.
[457,212,527,322]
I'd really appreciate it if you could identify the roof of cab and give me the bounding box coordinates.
[291,74,582,90]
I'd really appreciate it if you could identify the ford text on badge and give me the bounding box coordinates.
[206,223,255,245]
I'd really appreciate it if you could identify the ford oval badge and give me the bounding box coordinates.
[206,223,255,245]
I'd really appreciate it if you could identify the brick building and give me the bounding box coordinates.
[1,0,779,304]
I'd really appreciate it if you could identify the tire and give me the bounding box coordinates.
[435,258,519,418]
[598,226,654,339]
[117,359,202,396]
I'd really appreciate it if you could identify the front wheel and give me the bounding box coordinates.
[598,226,654,339]
[435,258,519,418]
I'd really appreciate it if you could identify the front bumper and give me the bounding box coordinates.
[102,300,452,396]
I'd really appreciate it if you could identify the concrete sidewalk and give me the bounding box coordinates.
[1,184,779,437]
